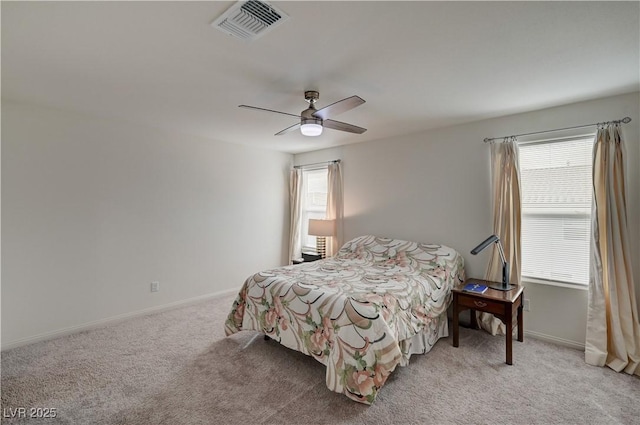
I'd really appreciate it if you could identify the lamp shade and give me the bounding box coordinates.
[308,219,335,237]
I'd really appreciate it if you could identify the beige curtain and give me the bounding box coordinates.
[585,124,640,376]
[326,161,344,257]
[288,168,302,264]
[478,139,522,335]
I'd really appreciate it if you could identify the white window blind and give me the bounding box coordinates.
[519,135,594,286]
[301,168,328,251]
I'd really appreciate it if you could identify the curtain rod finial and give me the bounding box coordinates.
[621,117,631,124]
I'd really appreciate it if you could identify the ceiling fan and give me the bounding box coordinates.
[239,91,366,137]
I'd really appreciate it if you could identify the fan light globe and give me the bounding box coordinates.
[301,123,323,137]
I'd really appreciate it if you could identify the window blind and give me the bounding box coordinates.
[519,136,594,285]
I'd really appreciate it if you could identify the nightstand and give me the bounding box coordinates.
[292,253,322,265]
[452,278,524,365]
[302,253,322,262]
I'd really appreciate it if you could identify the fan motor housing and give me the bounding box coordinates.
[301,107,320,119]
[301,117,322,125]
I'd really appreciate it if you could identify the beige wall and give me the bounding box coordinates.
[295,92,640,348]
[2,101,292,348]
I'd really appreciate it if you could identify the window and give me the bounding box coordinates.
[519,135,594,286]
[301,168,328,252]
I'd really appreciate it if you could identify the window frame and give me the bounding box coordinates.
[517,131,596,290]
[300,167,328,254]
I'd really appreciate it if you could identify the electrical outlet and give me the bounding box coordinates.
[523,298,530,311]
[151,281,160,292]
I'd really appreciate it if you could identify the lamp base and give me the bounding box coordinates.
[487,283,516,291]
[316,236,327,259]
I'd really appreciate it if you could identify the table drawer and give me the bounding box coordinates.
[457,294,505,316]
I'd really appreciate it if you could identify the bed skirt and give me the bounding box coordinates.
[398,309,449,367]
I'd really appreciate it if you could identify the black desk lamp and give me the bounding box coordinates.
[471,235,515,291]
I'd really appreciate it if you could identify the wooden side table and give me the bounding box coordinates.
[292,253,323,265]
[452,278,524,365]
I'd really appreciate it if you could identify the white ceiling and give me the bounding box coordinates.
[2,1,638,154]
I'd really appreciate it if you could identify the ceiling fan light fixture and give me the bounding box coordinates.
[300,119,323,137]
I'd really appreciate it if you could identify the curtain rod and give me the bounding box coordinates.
[483,116,632,143]
[293,159,341,169]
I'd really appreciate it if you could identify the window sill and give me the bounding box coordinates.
[522,277,589,291]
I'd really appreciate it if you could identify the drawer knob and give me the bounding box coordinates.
[474,300,488,308]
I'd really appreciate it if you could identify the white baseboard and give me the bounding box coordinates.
[525,330,585,351]
[1,288,238,351]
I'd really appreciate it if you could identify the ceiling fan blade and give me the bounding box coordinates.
[275,122,301,136]
[239,105,300,119]
[312,95,365,120]
[323,119,367,134]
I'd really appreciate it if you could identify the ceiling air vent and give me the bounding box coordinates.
[211,0,289,41]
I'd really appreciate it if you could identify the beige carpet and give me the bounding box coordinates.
[2,294,639,425]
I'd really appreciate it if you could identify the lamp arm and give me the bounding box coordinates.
[495,239,507,266]
[496,239,510,287]
[470,234,499,255]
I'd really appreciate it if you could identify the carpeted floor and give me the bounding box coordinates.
[2,294,639,425]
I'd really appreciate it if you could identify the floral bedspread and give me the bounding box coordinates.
[225,235,465,404]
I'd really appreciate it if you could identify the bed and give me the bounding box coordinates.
[224,235,465,404]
